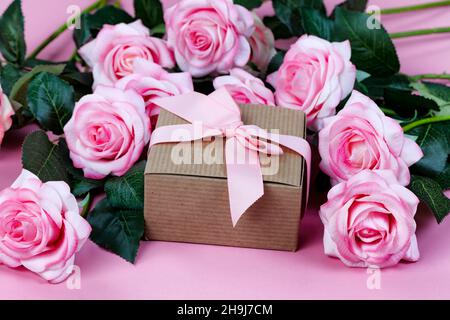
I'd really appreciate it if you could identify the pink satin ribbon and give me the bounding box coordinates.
[151,88,311,227]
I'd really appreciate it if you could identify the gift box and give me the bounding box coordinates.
[144,90,309,251]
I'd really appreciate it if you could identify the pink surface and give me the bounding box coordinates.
[0,0,450,299]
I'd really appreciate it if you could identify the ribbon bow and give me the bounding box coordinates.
[151,88,311,226]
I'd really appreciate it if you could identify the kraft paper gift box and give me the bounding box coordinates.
[144,103,307,251]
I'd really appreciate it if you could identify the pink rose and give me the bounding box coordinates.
[64,86,150,179]
[116,59,193,121]
[0,170,91,283]
[320,170,420,268]
[267,35,356,130]
[79,20,175,87]
[0,85,14,146]
[213,68,275,106]
[164,0,254,77]
[248,14,276,72]
[445,190,450,199]
[319,91,423,186]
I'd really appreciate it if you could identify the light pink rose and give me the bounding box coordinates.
[248,14,276,72]
[79,20,175,87]
[0,169,91,283]
[64,86,150,179]
[0,85,14,146]
[116,59,193,121]
[319,91,423,186]
[213,68,275,106]
[320,170,420,268]
[164,0,254,77]
[267,35,356,130]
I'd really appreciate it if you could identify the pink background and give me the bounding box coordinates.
[0,0,450,299]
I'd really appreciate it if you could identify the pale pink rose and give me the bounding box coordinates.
[320,170,420,268]
[0,170,91,283]
[213,68,275,106]
[164,0,254,77]
[267,35,356,130]
[0,85,14,146]
[445,190,450,199]
[64,86,150,179]
[79,20,175,87]
[248,14,276,72]
[116,59,193,121]
[319,91,423,186]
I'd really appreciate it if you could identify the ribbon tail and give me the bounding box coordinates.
[225,138,264,227]
[278,134,311,206]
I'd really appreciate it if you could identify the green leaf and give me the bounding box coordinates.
[354,79,368,96]
[78,193,92,218]
[272,0,325,36]
[74,6,135,48]
[356,70,371,82]
[23,58,65,68]
[300,7,333,41]
[410,81,450,116]
[434,164,450,190]
[409,175,450,223]
[150,23,165,36]
[234,0,263,10]
[73,13,92,48]
[22,134,103,195]
[272,0,302,35]
[134,0,164,29]
[338,0,368,12]
[361,74,410,99]
[0,0,26,65]
[88,5,134,36]
[71,179,104,197]
[27,72,75,134]
[88,198,144,263]
[60,71,93,88]
[105,161,146,210]
[266,50,286,76]
[384,88,440,118]
[9,64,66,105]
[21,130,71,184]
[333,7,400,77]
[410,122,450,177]
[263,16,293,39]
[0,63,24,96]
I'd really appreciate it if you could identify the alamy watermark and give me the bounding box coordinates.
[366,5,382,30]
[66,5,81,30]
[366,267,381,290]
[66,265,82,290]
[168,122,281,176]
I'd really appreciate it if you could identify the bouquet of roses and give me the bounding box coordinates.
[0,0,449,282]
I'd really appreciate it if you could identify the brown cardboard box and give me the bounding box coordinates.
[144,104,307,251]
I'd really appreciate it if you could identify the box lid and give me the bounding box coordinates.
[145,104,306,187]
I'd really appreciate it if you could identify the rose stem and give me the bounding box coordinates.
[27,0,108,60]
[402,115,450,132]
[410,74,450,81]
[389,27,450,39]
[369,1,450,15]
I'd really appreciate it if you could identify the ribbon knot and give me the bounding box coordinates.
[223,126,241,139]
[151,88,311,227]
